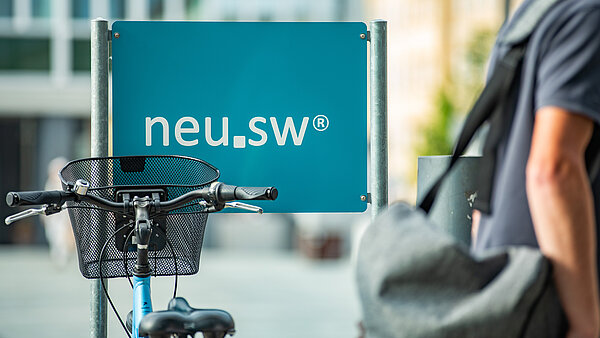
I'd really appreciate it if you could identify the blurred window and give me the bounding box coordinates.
[185,0,199,19]
[295,7,308,21]
[0,38,50,71]
[0,0,12,17]
[72,0,89,18]
[32,0,50,18]
[72,39,90,71]
[223,12,237,21]
[259,12,273,22]
[150,0,163,19]
[110,0,125,19]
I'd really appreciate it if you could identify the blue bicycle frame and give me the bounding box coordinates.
[2,157,275,338]
[130,196,156,338]
[132,276,153,337]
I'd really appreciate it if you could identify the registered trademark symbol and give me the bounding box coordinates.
[313,115,329,132]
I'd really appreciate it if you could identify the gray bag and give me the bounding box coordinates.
[356,203,565,338]
[356,1,569,336]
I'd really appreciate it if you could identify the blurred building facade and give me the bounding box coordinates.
[0,0,521,246]
[364,0,523,202]
[0,0,362,245]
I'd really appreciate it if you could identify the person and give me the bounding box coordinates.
[471,0,600,337]
[41,157,75,268]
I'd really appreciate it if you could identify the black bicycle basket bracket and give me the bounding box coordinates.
[58,155,220,279]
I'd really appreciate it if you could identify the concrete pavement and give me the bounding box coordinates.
[0,247,361,338]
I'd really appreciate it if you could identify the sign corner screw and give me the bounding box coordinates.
[114,32,120,39]
[360,33,366,39]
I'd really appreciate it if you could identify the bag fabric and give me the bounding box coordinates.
[355,1,582,336]
[356,203,566,338]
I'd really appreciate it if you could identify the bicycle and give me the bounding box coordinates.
[4,155,278,338]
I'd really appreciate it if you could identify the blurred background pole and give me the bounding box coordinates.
[90,18,108,338]
[416,156,480,246]
[369,20,388,220]
[504,0,512,22]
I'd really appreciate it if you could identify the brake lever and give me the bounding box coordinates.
[225,202,263,214]
[4,204,63,225]
[196,201,263,214]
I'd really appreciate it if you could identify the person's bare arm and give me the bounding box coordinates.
[526,106,599,338]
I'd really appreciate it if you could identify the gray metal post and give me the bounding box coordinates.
[369,20,388,219]
[90,17,109,338]
[416,156,480,246]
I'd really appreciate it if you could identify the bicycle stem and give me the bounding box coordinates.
[130,195,159,337]
[133,197,153,277]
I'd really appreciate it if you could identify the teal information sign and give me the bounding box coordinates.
[111,21,367,212]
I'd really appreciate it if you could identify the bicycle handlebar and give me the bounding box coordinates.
[6,190,76,207]
[5,182,278,214]
[157,183,277,211]
[213,184,278,202]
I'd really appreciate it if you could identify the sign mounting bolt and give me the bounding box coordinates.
[360,195,367,202]
[360,33,366,39]
[114,32,120,39]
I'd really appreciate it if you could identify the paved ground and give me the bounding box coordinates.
[0,247,361,338]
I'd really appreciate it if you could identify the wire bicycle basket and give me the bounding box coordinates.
[59,155,220,279]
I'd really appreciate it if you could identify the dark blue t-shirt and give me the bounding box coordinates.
[473,0,600,253]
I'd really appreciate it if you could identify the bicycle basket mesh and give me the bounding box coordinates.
[59,155,219,279]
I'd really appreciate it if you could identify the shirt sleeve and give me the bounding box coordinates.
[536,7,600,123]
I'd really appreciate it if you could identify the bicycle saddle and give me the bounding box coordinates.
[138,297,235,338]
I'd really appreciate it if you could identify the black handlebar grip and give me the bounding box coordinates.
[235,186,278,201]
[215,184,278,202]
[6,190,75,207]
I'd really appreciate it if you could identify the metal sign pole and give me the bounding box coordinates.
[369,20,388,219]
[90,17,109,338]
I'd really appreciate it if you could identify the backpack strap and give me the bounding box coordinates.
[503,0,563,46]
[418,0,563,214]
[418,46,526,213]
[471,46,524,213]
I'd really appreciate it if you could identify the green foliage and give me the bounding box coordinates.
[414,28,496,158]
[466,29,495,73]
[463,29,496,95]
[415,88,455,156]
